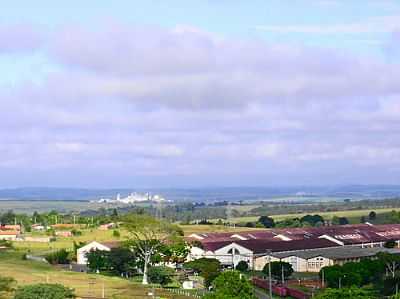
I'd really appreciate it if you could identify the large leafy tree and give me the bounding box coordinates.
[315,287,375,299]
[204,271,256,299]
[262,261,293,282]
[258,216,275,228]
[124,214,181,284]
[86,250,109,272]
[148,266,174,286]
[377,252,400,278]
[184,258,221,287]
[13,283,75,299]
[107,247,137,276]
[161,235,190,267]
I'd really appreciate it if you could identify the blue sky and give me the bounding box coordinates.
[0,1,400,188]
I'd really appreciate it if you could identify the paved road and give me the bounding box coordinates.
[254,288,271,299]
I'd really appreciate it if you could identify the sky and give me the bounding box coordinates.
[0,0,400,188]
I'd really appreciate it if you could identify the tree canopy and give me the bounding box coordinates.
[204,271,256,299]
[123,214,182,284]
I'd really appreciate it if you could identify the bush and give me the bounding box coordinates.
[113,230,120,238]
[148,266,174,286]
[14,283,75,299]
[258,216,275,228]
[204,271,255,299]
[236,261,249,272]
[45,249,70,265]
[184,258,221,287]
[262,261,293,281]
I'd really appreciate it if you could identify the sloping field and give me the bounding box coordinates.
[0,251,191,299]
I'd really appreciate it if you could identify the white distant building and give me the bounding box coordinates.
[77,241,120,265]
[95,192,169,204]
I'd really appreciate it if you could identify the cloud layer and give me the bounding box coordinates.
[0,23,400,187]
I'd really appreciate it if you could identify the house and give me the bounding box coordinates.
[99,223,116,230]
[55,231,73,237]
[31,224,46,231]
[77,241,120,265]
[0,231,19,241]
[188,238,339,268]
[51,224,78,230]
[186,224,400,249]
[0,224,21,232]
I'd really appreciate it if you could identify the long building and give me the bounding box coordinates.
[187,223,400,272]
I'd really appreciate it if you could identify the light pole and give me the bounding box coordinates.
[268,253,272,299]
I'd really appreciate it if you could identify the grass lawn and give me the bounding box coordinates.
[0,251,192,299]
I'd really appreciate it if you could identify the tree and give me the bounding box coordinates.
[124,214,181,284]
[148,266,174,286]
[236,261,249,272]
[0,275,15,299]
[107,247,137,276]
[384,240,397,249]
[162,236,189,268]
[204,271,256,299]
[45,249,70,265]
[184,258,221,287]
[377,252,400,278]
[315,287,375,299]
[332,217,349,225]
[14,283,75,299]
[258,216,275,228]
[263,261,293,282]
[369,211,377,220]
[301,214,324,226]
[86,250,109,272]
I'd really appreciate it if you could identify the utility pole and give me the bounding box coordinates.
[268,253,272,299]
[281,263,285,285]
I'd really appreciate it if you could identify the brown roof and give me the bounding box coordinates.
[188,224,400,246]
[0,231,18,235]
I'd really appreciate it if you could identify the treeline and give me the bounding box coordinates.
[320,252,400,298]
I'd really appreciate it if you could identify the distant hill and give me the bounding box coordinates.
[0,185,400,202]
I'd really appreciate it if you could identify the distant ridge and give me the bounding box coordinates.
[0,185,400,202]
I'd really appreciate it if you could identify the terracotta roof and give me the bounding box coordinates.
[188,224,400,245]
[0,231,18,235]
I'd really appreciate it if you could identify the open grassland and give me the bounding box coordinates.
[0,251,191,299]
[213,207,400,224]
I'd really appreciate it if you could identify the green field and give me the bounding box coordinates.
[212,207,400,224]
[0,251,192,299]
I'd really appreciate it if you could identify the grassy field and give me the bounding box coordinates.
[212,207,400,224]
[0,251,191,299]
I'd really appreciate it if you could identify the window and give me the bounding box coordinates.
[228,248,240,255]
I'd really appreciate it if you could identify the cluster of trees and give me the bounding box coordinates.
[320,253,400,297]
[252,214,327,229]
[0,276,73,299]
[84,214,187,285]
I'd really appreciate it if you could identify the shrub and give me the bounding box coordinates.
[148,266,174,286]
[113,230,120,238]
[235,261,249,272]
[14,283,75,299]
[45,249,70,265]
